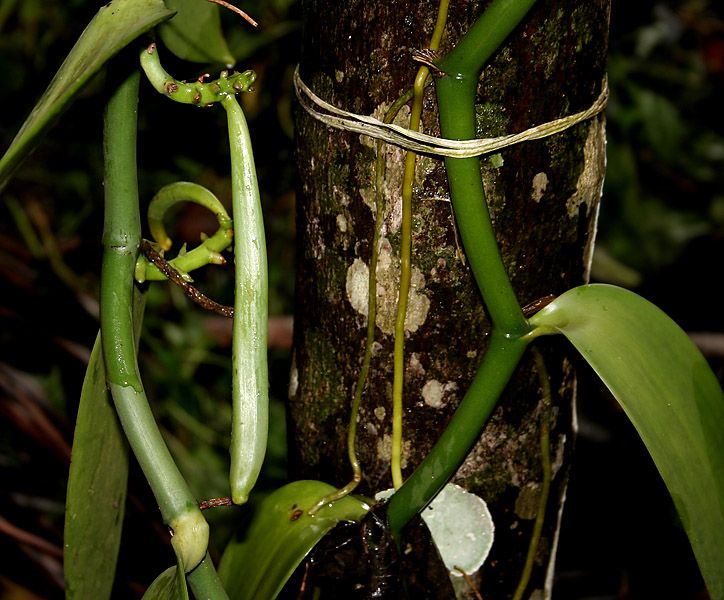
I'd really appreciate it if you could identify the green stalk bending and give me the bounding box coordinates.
[391,0,450,490]
[435,0,537,334]
[135,181,233,282]
[221,94,269,506]
[100,69,208,572]
[388,0,538,535]
[140,42,255,106]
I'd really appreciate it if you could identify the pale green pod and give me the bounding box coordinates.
[222,94,269,505]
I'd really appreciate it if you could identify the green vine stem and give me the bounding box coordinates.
[391,0,450,490]
[387,0,539,537]
[100,67,209,573]
[187,554,231,600]
[434,0,538,334]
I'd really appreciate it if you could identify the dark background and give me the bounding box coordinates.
[1,1,722,598]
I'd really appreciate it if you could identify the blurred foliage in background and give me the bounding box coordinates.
[0,1,721,599]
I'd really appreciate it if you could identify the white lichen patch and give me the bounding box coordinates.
[374,238,430,334]
[531,171,549,203]
[360,102,411,149]
[333,185,351,207]
[374,406,386,421]
[358,186,377,215]
[566,118,606,218]
[336,213,348,232]
[345,238,431,334]
[346,258,370,319]
[489,153,504,168]
[408,352,425,377]
[422,380,459,409]
[551,433,567,478]
[288,353,298,399]
[335,69,344,83]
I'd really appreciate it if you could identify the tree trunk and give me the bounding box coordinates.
[290,0,609,597]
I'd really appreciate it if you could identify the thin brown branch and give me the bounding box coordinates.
[206,0,258,27]
[198,496,235,510]
[141,240,234,318]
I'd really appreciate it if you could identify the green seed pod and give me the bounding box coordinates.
[222,94,269,505]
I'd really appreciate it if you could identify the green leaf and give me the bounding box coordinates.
[141,565,188,600]
[64,335,129,600]
[530,284,724,599]
[159,0,234,64]
[218,480,370,600]
[0,0,175,194]
[64,293,145,600]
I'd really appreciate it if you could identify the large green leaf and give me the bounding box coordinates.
[218,480,370,600]
[529,283,724,599]
[159,0,234,64]
[64,334,129,600]
[64,293,145,600]
[0,0,175,194]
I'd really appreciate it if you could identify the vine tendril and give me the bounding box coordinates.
[135,181,233,283]
[391,0,450,491]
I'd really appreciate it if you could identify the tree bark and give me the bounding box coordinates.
[290,0,609,597]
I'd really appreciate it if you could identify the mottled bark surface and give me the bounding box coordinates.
[290,0,609,597]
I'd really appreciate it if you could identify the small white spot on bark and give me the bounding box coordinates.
[288,353,298,399]
[336,213,348,232]
[345,258,370,320]
[409,352,425,377]
[531,172,549,202]
[374,406,386,421]
[422,380,458,409]
[423,380,445,408]
[374,238,430,334]
[335,69,344,83]
[376,434,410,468]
